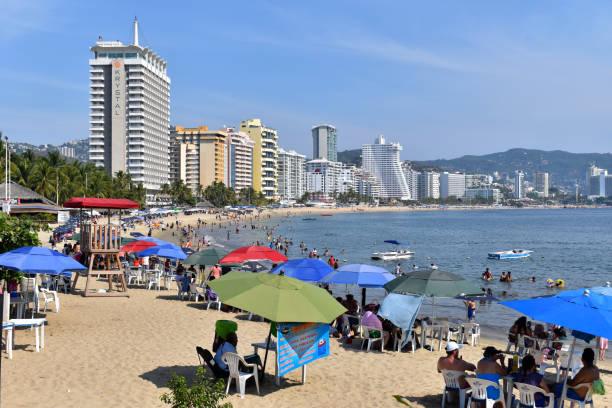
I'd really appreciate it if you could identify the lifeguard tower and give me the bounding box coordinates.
[63,197,140,297]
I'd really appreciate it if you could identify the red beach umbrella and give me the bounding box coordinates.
[119,240,158,253]
[219,246,288,264]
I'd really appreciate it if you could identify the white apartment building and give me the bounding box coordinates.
[221,127,254,192]
[355,168,380,198]
[361,135,411,200]
[89,18,171,194]
[534,172,549,198]
[305,159,342,199]
[277,148,306,200]
[338,164,356,194]
[417,172,440,199]
[59,146,75,158]
[586,164,612,198]
[239,119,277,199]
[514,171,525,198]
[465,174,493,188]
[440,172,466,198]
[312,124,337,162]
[466,188,501,203]
[402,163,420,200]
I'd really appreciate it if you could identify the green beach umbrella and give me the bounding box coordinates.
[384,269,482,298]
[208,271,346,323]
[183,248,227,266]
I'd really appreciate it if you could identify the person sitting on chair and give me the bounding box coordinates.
[513,354,551,407]
[554,348,600,402]
[476,346,508,408]
[437,341,476,389]
[214,332,262,378]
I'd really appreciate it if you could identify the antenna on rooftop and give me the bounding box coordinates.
[133,16,139,46]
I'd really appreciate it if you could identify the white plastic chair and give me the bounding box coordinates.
[2,294,13,359]
[188,283,203,302]
[563,382,594,408]
[532,350,557,377]
[441,369,471,408]
[518,334,537,356]
[206,294,221,311]
[465,377,503,408]
[459,323,480,346]
[146,271,162,290]
[555,350,581,382]
[393,329,416,353]
[514,382,554,408]
[360,325,384,352]
[222,352,260,398]
[53,276,70,294]
[20,277,38,318]
[126,267,142,285]
[38,288,60,313]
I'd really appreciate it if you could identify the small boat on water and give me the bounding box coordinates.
[320,214,333,216]
[488,249,533,260]
[371,240,415,261]
[302,217,316,221]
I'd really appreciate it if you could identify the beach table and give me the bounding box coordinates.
[252,341,279,385]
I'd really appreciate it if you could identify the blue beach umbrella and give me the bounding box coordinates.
[321,264,394,288]
[378,293,424,348]
[0,246,86,276]
[269,258,333,282]
[321,264,394,307]
[500,286,612,339]
[137,244,187,260]
[501,286,612,406]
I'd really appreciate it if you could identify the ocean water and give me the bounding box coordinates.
[205,208,612,336]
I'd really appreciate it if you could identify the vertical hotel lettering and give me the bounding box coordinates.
[110,59,126,174]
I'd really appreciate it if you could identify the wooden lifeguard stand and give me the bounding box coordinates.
[63,197,140,297]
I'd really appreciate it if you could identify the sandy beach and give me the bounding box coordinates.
[5,208,611,407]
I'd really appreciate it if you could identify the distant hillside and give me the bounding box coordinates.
[416,148,612,191]
[10,139,88,162]
[338,149,361,166]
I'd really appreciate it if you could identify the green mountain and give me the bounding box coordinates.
[416,148,612,190]
[337,149,361,166]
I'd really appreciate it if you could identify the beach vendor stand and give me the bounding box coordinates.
[64,197,140,297]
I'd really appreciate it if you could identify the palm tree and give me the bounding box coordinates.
[31,160,56,198]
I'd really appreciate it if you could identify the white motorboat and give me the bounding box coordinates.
[371,240,414,261]
[371,249,415,261]
[488,249,533,260]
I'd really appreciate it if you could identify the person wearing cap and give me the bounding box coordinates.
[476,346,508,406]
[437,341,476,389]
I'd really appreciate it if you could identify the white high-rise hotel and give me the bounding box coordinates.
[362,135,411,200]
[89,18,171,193]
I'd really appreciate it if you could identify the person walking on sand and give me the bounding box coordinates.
[598,337,608,361]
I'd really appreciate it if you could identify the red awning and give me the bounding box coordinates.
[63,197,140,209]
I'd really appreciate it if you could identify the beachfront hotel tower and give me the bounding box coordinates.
[277,148,306,201]
[239,119,278,199]
[89,18,171,195]
[534,171,549,198]
[361,135,411,200]
[312,124,337,162]
[221,127,255,192]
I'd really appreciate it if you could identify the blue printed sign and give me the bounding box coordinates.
[277,322,330,377]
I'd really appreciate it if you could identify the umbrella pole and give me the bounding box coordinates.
[362,287,366,309]
[559,337,576,408]
[261,330,272,384]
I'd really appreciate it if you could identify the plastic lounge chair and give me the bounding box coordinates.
[563,382,594,408]
[38,288,60,313]
[441,370,471,408]
[20,277,38,318]
[146,271,162,290]
[514,382,554,408]
[222,352,260,398]
[465,377,503,408]
[360,325,383,352]
[196,346,225,378]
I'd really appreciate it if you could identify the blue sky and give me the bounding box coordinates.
[2,1,612,160]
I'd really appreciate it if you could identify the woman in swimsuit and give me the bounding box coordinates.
[476,346,508,407]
